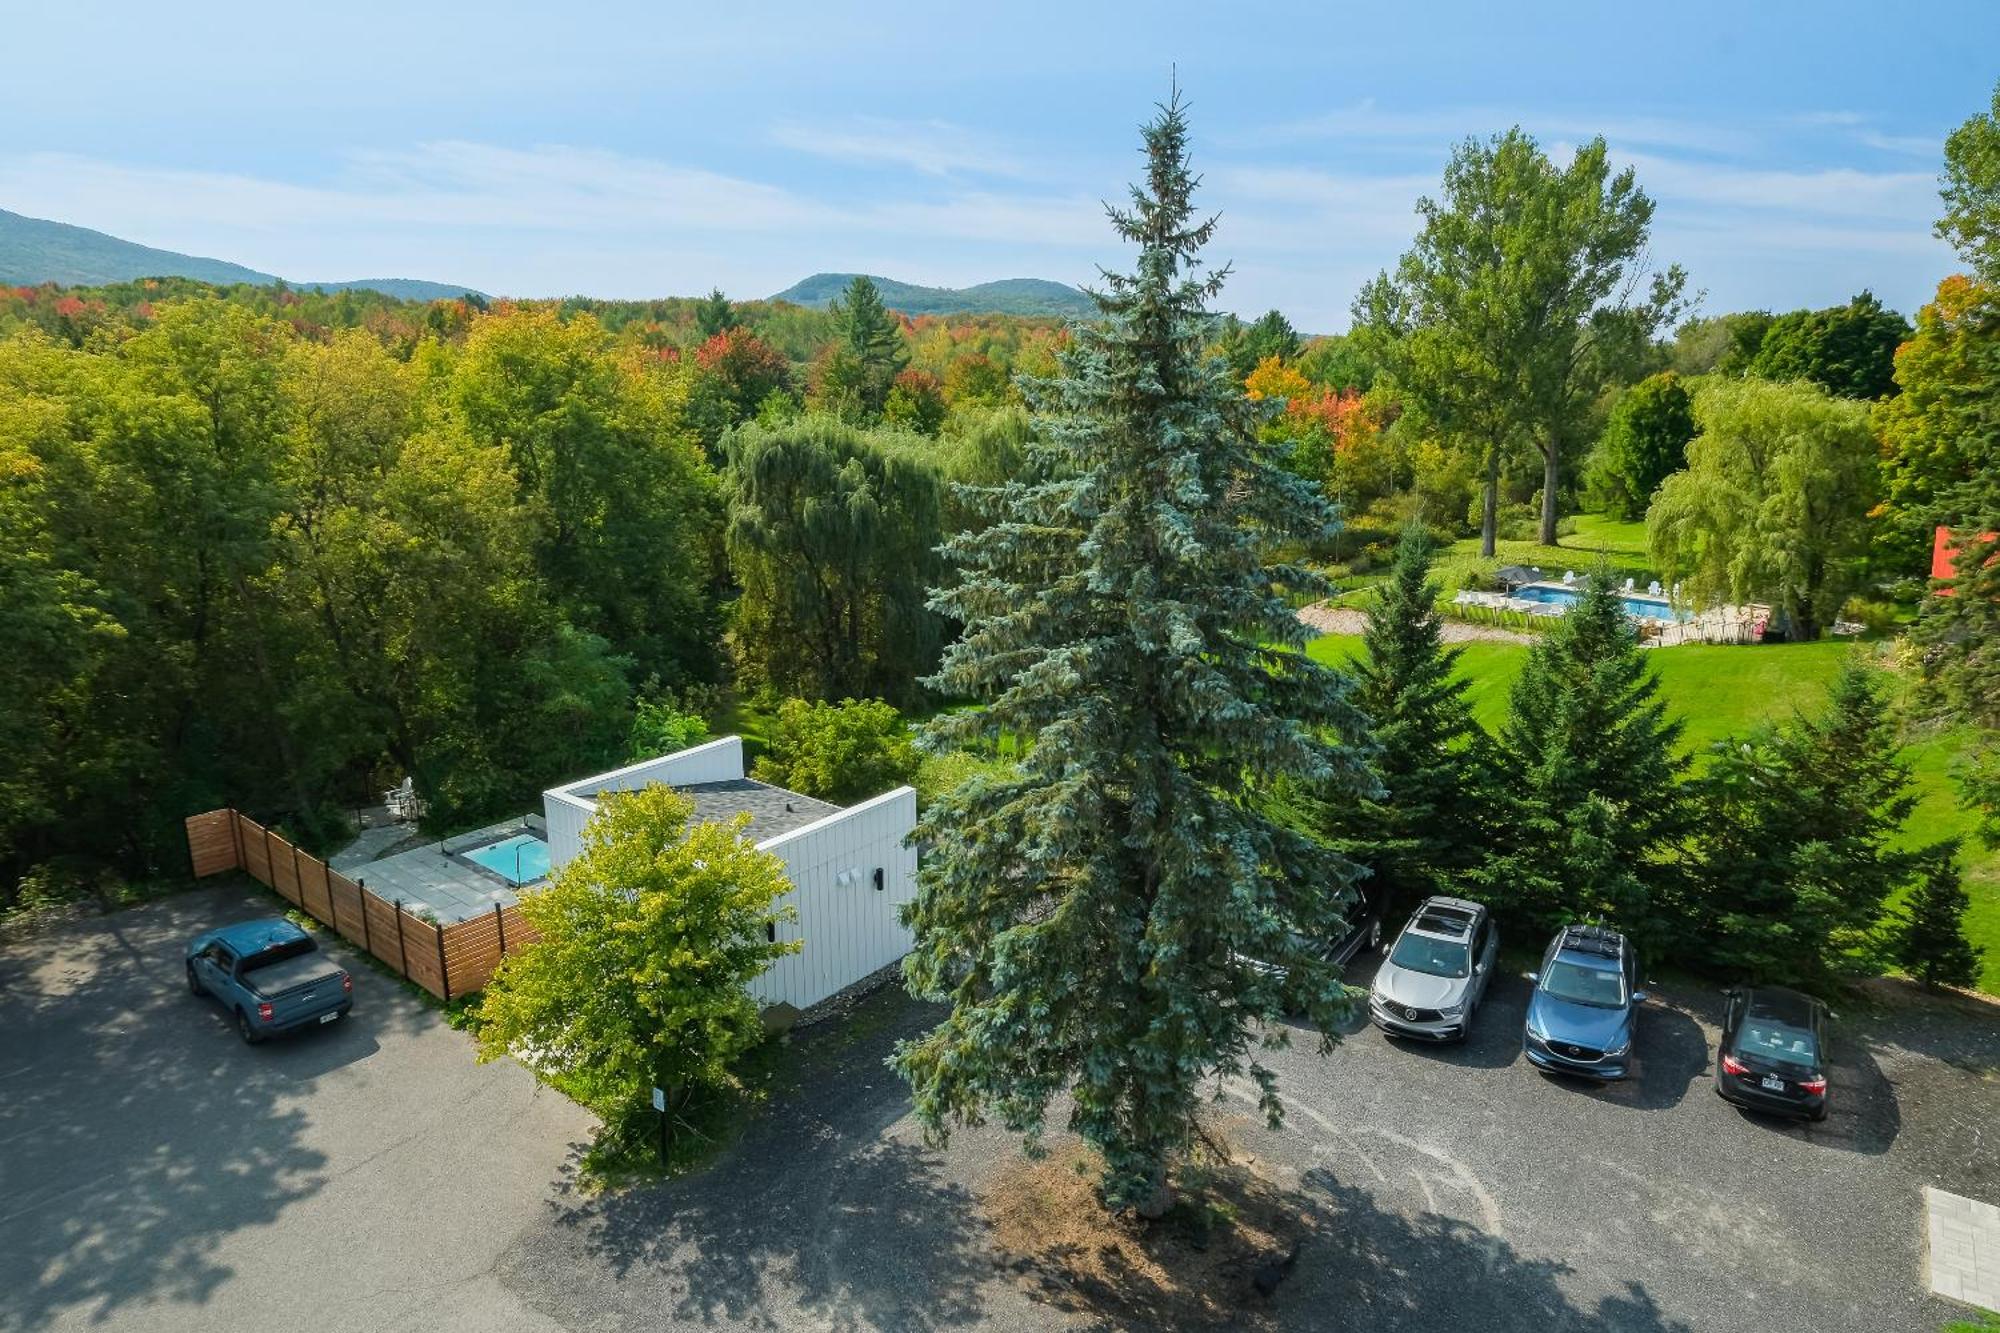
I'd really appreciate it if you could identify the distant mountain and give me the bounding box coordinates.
[770,272,1094,319]
[0,208,483,302]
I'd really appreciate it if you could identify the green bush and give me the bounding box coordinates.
[626,689,712,761]
[753,697,919,804]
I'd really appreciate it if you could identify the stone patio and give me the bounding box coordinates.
[1926,1186,2000,1313]
[335,817,538,924]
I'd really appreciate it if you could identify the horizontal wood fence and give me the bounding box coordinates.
[184,809,535,1000]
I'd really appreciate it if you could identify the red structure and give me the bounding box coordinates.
[1934,525,1999,593]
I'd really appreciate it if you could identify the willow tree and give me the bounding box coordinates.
[723,416,943,703]
[893,94,1375,1217]
[1647,377,1876,641]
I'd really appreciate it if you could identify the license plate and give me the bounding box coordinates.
[1760,1074,1784,1091]
[319,1011,340,1025]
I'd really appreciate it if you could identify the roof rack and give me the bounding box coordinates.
[1560,923,1625,961]
[1413,903,1477,938]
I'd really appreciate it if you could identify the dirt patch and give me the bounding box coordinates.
[984,1143,1315,1328]
[1297,602,1531,645]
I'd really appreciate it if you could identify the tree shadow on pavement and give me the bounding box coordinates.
[1293,1167,1695,1332]
[0,885,378,1331]
[531,986,997,1332]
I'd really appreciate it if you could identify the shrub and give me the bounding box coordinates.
[475,785,797,1176]
[626,690,712,761]
[753,697,919,804]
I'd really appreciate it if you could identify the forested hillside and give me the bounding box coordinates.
[768,272,1094,317]
[0,207,482,301]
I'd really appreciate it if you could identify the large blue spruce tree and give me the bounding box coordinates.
[892,93,1375,1217]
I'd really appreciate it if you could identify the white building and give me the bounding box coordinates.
[542,737,919,1011]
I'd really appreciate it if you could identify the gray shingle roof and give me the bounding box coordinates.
[597,778,841,844]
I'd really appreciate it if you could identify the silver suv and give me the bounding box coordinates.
[1368,896,1498,1042]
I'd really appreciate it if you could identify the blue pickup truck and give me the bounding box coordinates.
[186,918,352,1043]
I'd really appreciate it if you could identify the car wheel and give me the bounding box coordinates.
[236,1009,259,1045]
[1809,1105,1828,1123]
[186,962,204,997]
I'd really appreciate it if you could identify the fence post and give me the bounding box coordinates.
[435,920,450,1002]
[261,825,276,893]
[394,899,410,979]
[494,901,507,955]
[358,878,371,953]
[229,809,244,873]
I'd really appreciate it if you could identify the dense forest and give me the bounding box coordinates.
[2,80,1996,967]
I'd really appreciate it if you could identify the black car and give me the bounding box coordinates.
[1715,985,1830,1122]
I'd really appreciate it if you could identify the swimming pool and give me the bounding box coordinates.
[459,832,550,886]
[1513,582,1691,622]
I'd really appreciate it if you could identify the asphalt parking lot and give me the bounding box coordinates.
[0,882,591,1333]
[3,889,1996,1332]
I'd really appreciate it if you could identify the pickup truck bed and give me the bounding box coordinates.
[244,953,346,998]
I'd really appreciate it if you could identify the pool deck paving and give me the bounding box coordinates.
[1927,1186,2000,1313]
[334,817,537,924]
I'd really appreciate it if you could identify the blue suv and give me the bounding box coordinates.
[1522,924,1645,1081]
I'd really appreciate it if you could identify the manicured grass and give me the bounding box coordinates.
[1309,629,2000,993]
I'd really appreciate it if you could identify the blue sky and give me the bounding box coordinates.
[3,1,1994,329]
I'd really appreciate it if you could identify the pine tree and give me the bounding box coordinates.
[892,93,1375,1218]
[1476,569,1686,940]
[828,275,908,417]
[1317,523,1490,914]
[693,287,736,340]
[1896,840,1982,990]
[1688,659,1924,980]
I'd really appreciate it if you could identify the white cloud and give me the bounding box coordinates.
[770,116,1030,178]
[1245,101,1751,156]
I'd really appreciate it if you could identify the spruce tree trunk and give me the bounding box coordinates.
[1539,443,1560,547]
[1133,1156,1175,1220]
[1480,442,1501,558]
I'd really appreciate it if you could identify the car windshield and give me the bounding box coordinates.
[1738,1019,1818,1068]
[1540,959,1626,1008]
[1389,932,1469,978]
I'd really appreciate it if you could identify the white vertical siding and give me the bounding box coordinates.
[540,738,918,1012]
[751,786,919,1009]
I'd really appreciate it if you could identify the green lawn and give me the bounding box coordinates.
[1330,512,1657,605]
[1307,630,2000,994]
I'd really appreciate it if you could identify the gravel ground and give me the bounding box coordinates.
[7,889,1996,1332]
[0,881,592,1333]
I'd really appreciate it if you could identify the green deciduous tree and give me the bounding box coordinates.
[1647,377,1876,640]
[1746,291,1910,401]
[1670,311,1774,378]
[626,690,711,762]
[1586,371,1696,521]
[752,697,918,804]
[1938,79,2000,282]
[444,308,723,686]
[893,94,1376,1217]
[1356,128,1685,554]
[1895,840,1982,991]
[723,416,943,703]
[1684,662,1923,982]
[1875,276,2000,575]
[476,785,797,1165]
[1475,570,1686,943]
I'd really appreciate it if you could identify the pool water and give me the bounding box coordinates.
[462,833,550,885]
[1513,582,1691,623]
